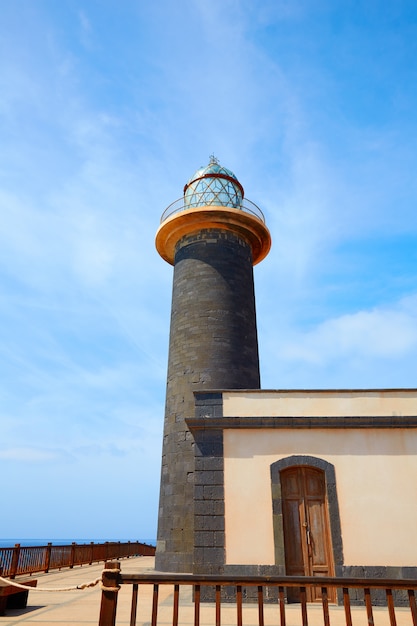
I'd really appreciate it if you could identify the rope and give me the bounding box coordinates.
[100,568,121,592]
[0,566,122,593]
[0,575,101,592]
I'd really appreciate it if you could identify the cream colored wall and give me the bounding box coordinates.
[223,428,417,567]
[223,389,417,417]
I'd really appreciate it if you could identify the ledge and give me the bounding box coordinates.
[186,415,417,430]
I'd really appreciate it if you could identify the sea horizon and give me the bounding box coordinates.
[0,538,156,549]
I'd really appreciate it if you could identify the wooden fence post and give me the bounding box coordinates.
[0,567,6,616]
[44,543,52,573]
[70,542,76,569]
[10,544,20,579]
[98,561,121,626]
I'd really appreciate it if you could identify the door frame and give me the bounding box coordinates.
[270,456,344,580]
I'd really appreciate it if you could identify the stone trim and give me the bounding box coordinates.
[192,427,225,575]
[194,392,224,419]
[187,415,417,429]
[270,456,344,575]
[218,564,417,606]
[219,387,417,394]
[340,566,417,605]
[175,229,251,256]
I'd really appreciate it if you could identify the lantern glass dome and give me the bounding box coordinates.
[184,157,243,209]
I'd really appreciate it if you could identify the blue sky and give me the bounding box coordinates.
[1,1,416,542]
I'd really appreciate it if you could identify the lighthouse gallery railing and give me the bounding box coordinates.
[160,196,266,224]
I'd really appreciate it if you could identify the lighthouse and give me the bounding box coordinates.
[155,157,271,573]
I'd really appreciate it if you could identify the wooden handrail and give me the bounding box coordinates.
[0,541,155,578]
[114,571,417,588]
[98,561,417,626]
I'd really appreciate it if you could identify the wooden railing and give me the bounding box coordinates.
[0,541,155,578]
[99,561,417,626]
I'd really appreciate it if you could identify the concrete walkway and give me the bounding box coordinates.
[0,557,414,626]
[0,556,154,625]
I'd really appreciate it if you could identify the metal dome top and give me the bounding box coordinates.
[183,155,244,209]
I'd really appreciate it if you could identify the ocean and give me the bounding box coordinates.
[0,538,156,549]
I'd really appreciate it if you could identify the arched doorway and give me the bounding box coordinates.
[281,465,335,601]
[271,456,343,603]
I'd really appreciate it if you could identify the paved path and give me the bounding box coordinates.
[0,557,414,626]
[0,556,154,625]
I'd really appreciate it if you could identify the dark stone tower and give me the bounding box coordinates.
[155,157,271,572]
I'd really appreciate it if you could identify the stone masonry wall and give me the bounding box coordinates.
[155,229,261,573]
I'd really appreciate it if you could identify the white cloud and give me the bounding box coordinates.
[0,447,63,463]
[78,9,92,49]
[260,294,417,389]
[282,298,417,365]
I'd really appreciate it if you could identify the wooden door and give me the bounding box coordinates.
[281,466,335,602]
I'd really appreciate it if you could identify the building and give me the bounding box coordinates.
[155,158,417,589]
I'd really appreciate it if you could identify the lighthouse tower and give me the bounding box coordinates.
[155,157,271,573]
